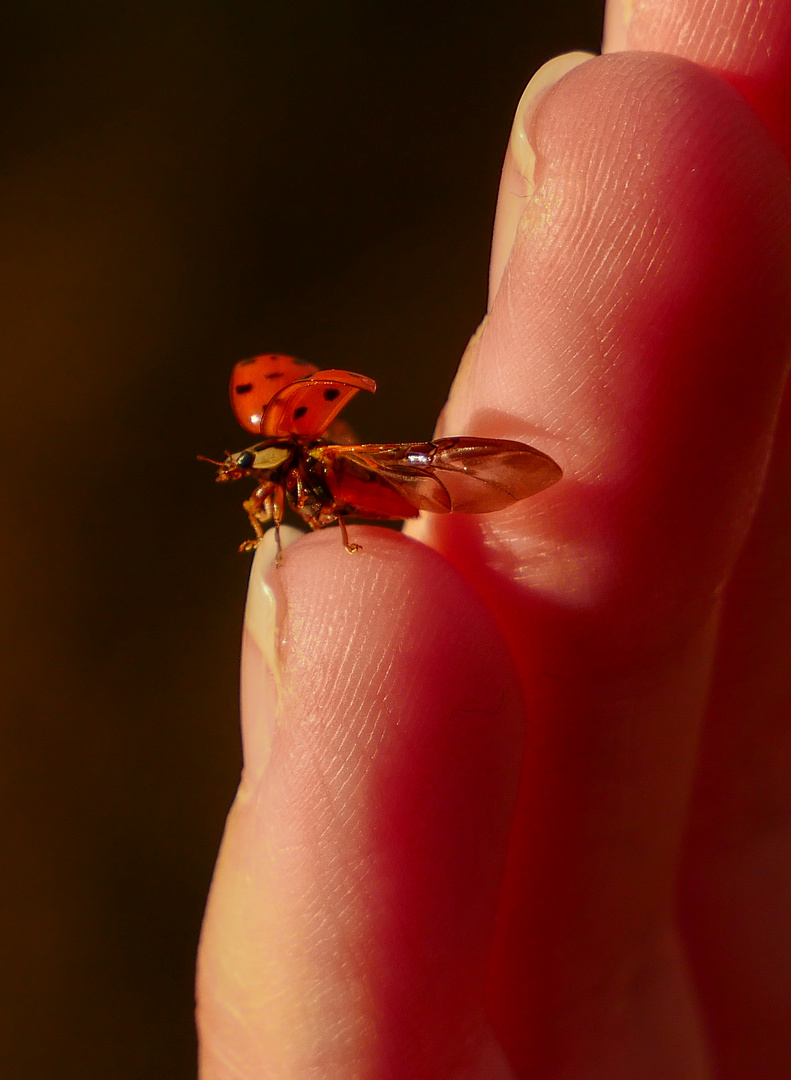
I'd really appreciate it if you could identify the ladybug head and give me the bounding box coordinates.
[213,450,254,483]
[197,451,251,483]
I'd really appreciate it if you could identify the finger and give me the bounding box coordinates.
[420,51,791,1075]
[487,51,594,307]
[603,1,791,1071]
[603,0,791,158]
[196,527,524,1079]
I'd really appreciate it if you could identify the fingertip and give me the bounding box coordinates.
[237,525,303,784]
[489,51,595,307]
[431,51,791,651]
[198,524,527,1076]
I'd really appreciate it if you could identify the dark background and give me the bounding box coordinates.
[0,2,602,1076]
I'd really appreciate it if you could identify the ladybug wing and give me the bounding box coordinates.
[328,436,561,515]
[317,444,453,519]
[262,369,376,439]
[230,354,319,435]
[419,436,562,511]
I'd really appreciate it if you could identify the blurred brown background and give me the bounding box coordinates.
[0,2,601,1076]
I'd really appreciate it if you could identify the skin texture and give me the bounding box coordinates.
[197,2,791,1077]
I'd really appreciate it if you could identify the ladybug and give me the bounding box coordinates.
[202,353,562,557]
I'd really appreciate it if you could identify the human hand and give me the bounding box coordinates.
[196,1,791,1076]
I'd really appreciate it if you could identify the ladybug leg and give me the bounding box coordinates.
[337,516,360,555]
[239,483,274,553]
[268,487,286,566]
[239,496,269,552]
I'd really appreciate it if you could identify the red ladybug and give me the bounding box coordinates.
[202,353,562,557]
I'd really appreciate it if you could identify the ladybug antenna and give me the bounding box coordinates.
[197,453,228,467]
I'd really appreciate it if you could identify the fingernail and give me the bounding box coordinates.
[602,0,633,54]
[489,51,594,306]
[238,525,302,788]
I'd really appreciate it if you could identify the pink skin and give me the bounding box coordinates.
[196,2,791,1078]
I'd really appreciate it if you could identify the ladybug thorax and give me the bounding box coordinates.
[233,443,295,477]
[251,445,292,470]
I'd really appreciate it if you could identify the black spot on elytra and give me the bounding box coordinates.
[235,383,253,394]
[293,406,308,419]
[269,354,278,360]
[265,371,284,379]
[324,388,340,401]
